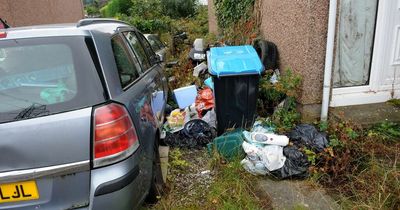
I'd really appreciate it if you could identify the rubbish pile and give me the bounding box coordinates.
[163,44,262,149]
[162,36,328,183]
[164,119,217,149]
[164,87,217,148]
[240,122,329,179]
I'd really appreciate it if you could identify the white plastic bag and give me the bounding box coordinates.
[242,141,286,173]
[259,145,286,171]
[241,142,269,175]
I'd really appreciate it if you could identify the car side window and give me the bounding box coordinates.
[147,36,161,52]
[111,35,140,88]
[123,31,151,70]
[136,32,158,65]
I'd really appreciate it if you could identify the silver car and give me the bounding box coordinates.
[0,19,167,210]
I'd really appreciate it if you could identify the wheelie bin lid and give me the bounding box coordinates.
[208,45,264,77]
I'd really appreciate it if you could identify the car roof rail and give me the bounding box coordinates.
[77,18,129,27]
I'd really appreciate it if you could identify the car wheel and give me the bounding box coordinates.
[146,140,165,203]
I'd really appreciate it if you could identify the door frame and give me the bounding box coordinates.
[330,0,400,107]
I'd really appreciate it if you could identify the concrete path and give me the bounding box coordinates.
[257,179,341,210]
[330,102,400,127]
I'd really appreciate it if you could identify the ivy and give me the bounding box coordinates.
[214,0,255,28]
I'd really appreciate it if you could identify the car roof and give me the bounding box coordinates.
[0,19,134,40]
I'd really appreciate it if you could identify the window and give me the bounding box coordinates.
[333,0,378,87]
[111,36,140,88]
[0,36,104,123]
[123,32,151,70]
[136,32,158,65]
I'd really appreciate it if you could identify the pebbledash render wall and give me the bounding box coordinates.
[207,0,218,34]
[208,0,330,121]
[0,0,84,27]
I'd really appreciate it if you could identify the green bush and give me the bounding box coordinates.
[100,0,132,17]
[130,0,162,19]
[161,0,198,19]
[116,14,172,34]
[214,0,255,28]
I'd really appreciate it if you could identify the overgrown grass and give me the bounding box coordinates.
[312,121,400,209]
[149,149,270,210]
[206,156,270,210]
[387,98,400,108]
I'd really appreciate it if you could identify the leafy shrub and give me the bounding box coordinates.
[161,0,198,19]
[100,0,132,17]
[130,0,162,19]
[85,5,100,16]
[258,68,301,116]
[314,121,400,209]
[116,14,172,34]
[214,0,255,28]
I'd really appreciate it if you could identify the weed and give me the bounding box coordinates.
[258,68,302,124]
[149,149,271,210]
[304,149,317,166]
[318,121,328,132]
[387,98,400,108]
[311,120,400,209]
[169,149,189,170]
[292,203,309,210]
[206,160,271,210]
[368,121,400,140]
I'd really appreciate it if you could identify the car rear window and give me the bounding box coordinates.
[0,36,105,123]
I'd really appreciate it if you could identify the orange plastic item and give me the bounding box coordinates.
[195,88,214,117]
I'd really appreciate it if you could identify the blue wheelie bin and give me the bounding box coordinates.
[208,45,264,135]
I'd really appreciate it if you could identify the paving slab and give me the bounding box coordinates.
[257,179,340,210]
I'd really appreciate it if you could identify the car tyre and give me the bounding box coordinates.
[146,140,165,203]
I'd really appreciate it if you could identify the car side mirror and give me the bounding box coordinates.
[155,54,164,63]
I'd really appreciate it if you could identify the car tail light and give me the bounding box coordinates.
[0,32,7,38]
[93,103,139,167]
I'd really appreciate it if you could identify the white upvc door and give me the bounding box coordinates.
[331,0,400,107]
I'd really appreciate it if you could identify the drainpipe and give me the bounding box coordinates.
[321,0,338,122]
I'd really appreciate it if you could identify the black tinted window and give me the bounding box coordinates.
[0,36,105,123]
[111,36,140,88]
[123,31,151,70]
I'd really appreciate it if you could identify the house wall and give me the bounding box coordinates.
[259,0,329,104]
[259,0,330,121]
[0,0,84,27]
[205,0,332,121]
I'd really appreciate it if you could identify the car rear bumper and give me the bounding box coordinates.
[89,152,145,210]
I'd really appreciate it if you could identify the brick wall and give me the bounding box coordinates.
[0,0,84,27]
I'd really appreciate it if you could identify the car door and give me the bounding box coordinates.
[124,31,167,127]
[135,32,168,124]
[106,34,150,202]
[119,30,165,192]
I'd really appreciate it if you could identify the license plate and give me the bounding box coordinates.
[0,181,39,204]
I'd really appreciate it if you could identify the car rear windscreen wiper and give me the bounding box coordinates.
[14,103,49,120]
